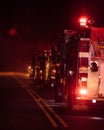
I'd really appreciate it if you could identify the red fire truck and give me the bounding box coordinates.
[52,18,104,111]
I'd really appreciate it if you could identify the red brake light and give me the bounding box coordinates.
[79,88,87,95]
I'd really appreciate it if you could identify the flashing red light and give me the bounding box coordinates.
[79,17,88,27]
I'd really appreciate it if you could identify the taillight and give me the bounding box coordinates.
[79,77,87,96]
[79,88,87,95]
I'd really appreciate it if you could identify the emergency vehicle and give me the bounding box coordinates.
[51,18,104,111]
[28,17,104,111]
[28,49,52,85]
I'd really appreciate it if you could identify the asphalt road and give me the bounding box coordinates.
[0,72,104,130]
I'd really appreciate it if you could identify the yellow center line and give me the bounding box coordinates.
[14,76,69,128]
[31,87,69,128]
[23,85,58,127]
[14,77,58,127]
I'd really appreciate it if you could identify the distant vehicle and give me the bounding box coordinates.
[28,50,51,85]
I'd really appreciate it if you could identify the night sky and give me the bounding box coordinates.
[0,0,104,71]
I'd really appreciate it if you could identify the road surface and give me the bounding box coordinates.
[0,72,104,130]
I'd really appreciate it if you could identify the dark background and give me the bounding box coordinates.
[0,0,104,71]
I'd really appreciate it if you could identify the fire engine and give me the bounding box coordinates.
[50,17,104,111]
[28,17,104,111]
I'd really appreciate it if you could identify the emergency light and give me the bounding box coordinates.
[79,17,88,27]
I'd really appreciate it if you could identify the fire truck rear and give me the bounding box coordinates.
[52,18,104,111]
